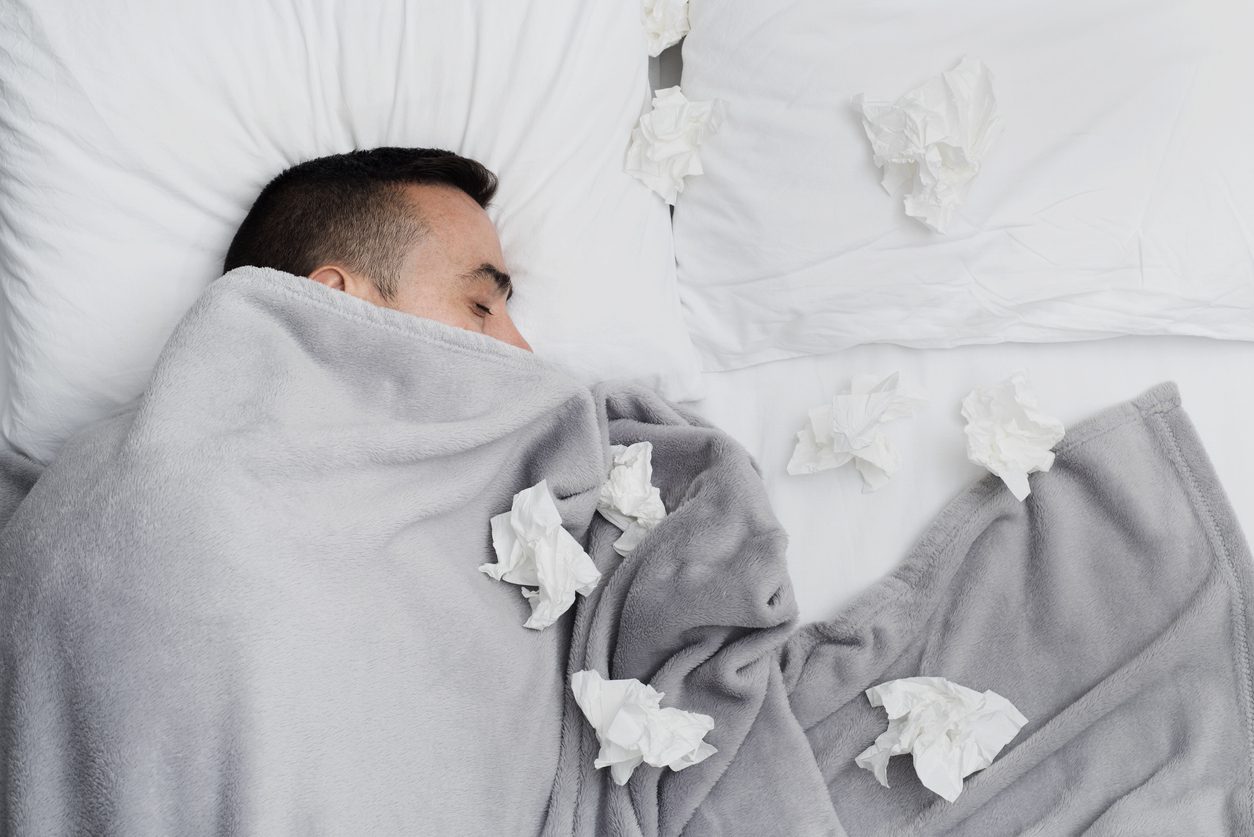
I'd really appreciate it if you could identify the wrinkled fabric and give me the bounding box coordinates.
[2,274,1252,836]
[784,384,1254,835]
[546,382,1254,835]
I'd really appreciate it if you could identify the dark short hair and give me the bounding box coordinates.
[223,147,498,298]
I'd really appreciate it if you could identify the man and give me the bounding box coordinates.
[6,148,1254,837]
[224,147,531,351]
[1,146,598,836]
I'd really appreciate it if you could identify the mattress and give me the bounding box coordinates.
[690,337,1254,623]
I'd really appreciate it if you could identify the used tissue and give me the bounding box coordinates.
[962,372,1065,501]
[479,479,601,630]
[854,57,1003,232]
[642,0,689,57]
[787,372,926,491]
[597,442,667,555]
[855,676,1028,803]
[570,669,717,786]
[625,86,722,205]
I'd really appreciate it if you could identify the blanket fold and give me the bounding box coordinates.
[3,267,1252,836]
[546,380,1254,836]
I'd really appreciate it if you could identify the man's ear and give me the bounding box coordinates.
[308,264,383,305]
[308,265,350,292]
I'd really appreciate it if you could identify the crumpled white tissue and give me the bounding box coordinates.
[853,56,1003,232]
[855,677,1028,803]
[787,372,926,491]
[597,442,667,555]
[570,669,717,786]
[479,479,601,630]
[642,0,690,57]
[961,372,1065,501]
[625,86,723,205]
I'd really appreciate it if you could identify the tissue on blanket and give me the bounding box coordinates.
[625,86,722,205]
[642,0,689,57]
[549,380,1254,836]
[961,372,1065,501]
[855,677,1028,803]
[570,670,717,786]
[854,56,1002,232]
[481,479,602,630]
[787,372,925,491]
[4,288,1254,836]
[597,442,667,555]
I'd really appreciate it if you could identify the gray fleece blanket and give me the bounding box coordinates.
[3,267,1253,836]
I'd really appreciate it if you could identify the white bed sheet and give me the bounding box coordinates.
[690,338,1254,624]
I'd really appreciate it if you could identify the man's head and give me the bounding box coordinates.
[224,147,530,350]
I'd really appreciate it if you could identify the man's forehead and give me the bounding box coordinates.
[401,181,484,215]
[400,183,502,245]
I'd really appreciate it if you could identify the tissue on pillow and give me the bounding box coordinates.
[674,0,1254,370]
[854,56,1003,233]
[0,0,703,463]
[624,86,722,206]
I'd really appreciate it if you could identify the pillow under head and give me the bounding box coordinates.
[0,0,703,463]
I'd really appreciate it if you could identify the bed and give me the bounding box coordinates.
[2,0,1253,831]
[692,335,1254,623]
[652,1,1254,622]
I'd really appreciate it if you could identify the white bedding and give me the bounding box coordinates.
[691,338,1254,623]
[0,0,702,465]
[673,0,1254,370]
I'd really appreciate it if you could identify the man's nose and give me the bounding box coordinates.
[496,312,532,352]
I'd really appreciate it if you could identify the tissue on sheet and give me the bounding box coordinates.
[480,479,601,630]
[854,677,1028,803]
[624,86,722,205]
[569,669,717,786]
[854,57,1002,232]
[787,372,925,491]
[642,0,689,57]
[961,372,1065,501]
[597,442,667,556]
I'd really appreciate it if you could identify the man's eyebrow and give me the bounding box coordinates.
[462,263,513,300]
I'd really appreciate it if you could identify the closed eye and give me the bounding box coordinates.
[474,302,494,317]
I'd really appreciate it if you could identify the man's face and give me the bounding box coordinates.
[312,183,531,351]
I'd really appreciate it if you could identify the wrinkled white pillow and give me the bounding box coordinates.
[674,0,1254,371]
[0,0,702,463]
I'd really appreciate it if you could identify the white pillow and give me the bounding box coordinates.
[0,0,703,464]
[673,0,1254,370]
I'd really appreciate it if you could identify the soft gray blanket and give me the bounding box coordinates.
[3,268,1253,835]
[1,268,608,834]
[552,379,1254,836]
